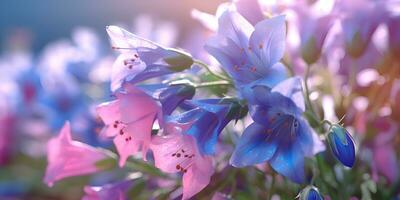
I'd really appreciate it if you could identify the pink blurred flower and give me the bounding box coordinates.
[44,122,108,187]
[371,118,399,183]
[96,84,161,166]
[150,125,213,200]
[82,180,133,200]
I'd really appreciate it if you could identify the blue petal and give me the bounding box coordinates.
[249,15,286,69]
[307,188,323,200]
[217,10,254,48]
[271,76,305,112]
[230,123,278,167]
[269,143,306,183]
[329,125,356,167]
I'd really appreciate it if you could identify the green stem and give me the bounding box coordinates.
[195,80,233,88]
[304,64,319,120]
[193,59,232,82]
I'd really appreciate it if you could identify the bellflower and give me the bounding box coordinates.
[44,122,108,187]
[150,124,213,200]
[96,84,162,166]
[327,124,356,167]
[205,10,287,87]
[106,26,193,92]
[230,77,324,183]
[336,0,386,58]
[170,98,246,155]
[139,83,196,116]
[292,0,335,64]
[82,180,133,200]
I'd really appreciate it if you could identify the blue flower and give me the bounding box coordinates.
[299,186,323,200]
[139,83,195,116]
[327,124,356,167]
[230,77,324,183]
[205,11,287,87]
[106,26,193,92]
[167,98,246,155]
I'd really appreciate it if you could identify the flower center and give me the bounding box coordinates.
[171,148,196,173]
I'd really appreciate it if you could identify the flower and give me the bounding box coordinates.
[170,98,247,155]
[327,124,356,167]
[150,124,213,200]
[82,180,133,200]
[106,26,193,92]
[291,0,335,64]
[299,186,323,200]
[205,11,287,87]
[230,77,324,183]
[96,84,162,166]
[44,122,108,187]
[139,83,196,116]
[336,0,386,58]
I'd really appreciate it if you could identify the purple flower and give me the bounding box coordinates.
[82,180,133,200]
[106,26,193,92]
[336,0,386,58]
[292,1,335,64]
[230,77,324,183]
[205,11,287,87]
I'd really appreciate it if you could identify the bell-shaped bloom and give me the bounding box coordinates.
[96,84,162,166]
[44,122,108,187]
[150,125,213,200]
[205,11,287,87]
[291,0,335,64]
[230,77,324,183]
[140,83,196,116]
[169,98,247,155]
[82,180,133,200]
[106,26,193,92]
[336,0,386,58]
[327,124,356,167]
[299,186,323,200]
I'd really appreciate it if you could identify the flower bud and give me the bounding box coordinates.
[327,124,356,167]
[299,186,323,200]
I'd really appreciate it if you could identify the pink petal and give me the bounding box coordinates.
[182,155,213,200]
[44,122,107,187]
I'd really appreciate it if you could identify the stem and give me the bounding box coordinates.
[195,80,233,88]
[304,64,319,120]
[193,59,232,82]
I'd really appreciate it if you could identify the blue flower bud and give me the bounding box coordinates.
[299,186,323,200]
[327,124,356,167]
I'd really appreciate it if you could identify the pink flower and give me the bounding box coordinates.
[150,125,213,200]
[44,122,108,187]
[96,84,161,166]
[82,180,133,200]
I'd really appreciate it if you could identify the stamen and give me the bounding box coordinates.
[248,46,252,51]
[259,44,263,49]
[112,46,135,50]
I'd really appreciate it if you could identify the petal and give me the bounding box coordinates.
[217,10,254,48]
[150,133,198,173]
[329,126,356,167]
[230,123,278,167]
[234,0,264,25]
[182,156,213,200]
[110,53,146,92]
[96,100,121,137]
[114,113,156,166]
[106,26,160,51]
[249,15,286,68]
[251,62,288,88]
[271,76,305,112]
[297,118,325,156]
[269,144,305,183]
